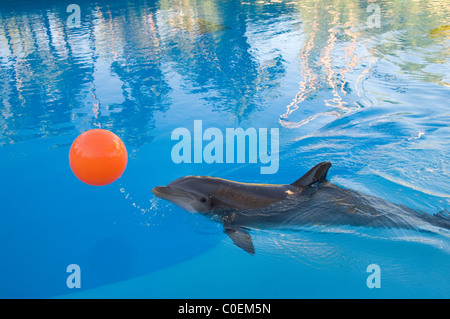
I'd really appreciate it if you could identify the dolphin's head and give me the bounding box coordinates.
[152,176,221,213]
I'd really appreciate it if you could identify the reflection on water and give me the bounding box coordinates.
[278,0,450,128]
[1,0,448,144]
[0,0,288,147]
[0,1,172,147]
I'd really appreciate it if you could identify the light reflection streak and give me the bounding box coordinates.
[280,1,375,129]
[279,4,319,124]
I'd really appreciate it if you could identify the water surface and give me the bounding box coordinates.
[0,0,449,298]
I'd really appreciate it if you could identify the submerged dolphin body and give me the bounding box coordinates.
[152,162,450,254]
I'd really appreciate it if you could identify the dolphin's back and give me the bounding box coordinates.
[224,181,442,230]
[210,178,292,210]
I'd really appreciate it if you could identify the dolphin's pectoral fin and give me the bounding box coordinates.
[224,225,255,255]
[291,161,332,188]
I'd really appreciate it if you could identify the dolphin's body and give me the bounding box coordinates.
[152,162,450,254]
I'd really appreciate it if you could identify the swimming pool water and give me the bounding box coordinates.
[0,0,449,298]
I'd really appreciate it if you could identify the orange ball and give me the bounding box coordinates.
[69,129,128,186]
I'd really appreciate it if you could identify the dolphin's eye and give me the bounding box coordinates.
[200,197,208,203]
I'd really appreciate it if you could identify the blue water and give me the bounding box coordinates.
[1,0,449,298]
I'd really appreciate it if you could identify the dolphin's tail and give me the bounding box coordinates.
[424,211,450,230]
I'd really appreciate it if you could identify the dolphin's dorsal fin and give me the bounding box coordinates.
[291,162,332,188]
[224,225,255,255]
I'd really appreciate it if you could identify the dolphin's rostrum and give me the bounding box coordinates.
[152,162,450,254]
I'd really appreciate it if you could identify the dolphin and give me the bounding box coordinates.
[152,162,450,254]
